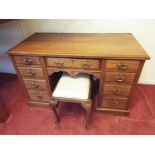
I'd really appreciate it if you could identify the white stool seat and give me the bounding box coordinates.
[52,72,91,100]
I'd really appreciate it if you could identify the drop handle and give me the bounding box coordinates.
[27,69,36,76]
[115,74,125,82]
[117,62,128,70]
[31,83,39,89]
[116,79,124,82]
[54,62,64,67]
[111,98,118,105]
[24,57,32,65]
[36,95,43,99]
[112,86,121,94]
[81,64,91,68]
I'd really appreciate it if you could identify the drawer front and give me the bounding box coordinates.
[105,72,136,83]
[106,60,140,72]
[28,91,50,102]
[14,56,41,65]
[18,67,44,78]
[104,84,132,97]
[46,57,100,69]
[101,97,128,110]
[23,79,47,90]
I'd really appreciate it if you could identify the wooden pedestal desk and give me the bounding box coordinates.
[7,33,150,114]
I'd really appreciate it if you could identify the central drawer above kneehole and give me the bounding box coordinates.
[46,57,100,70]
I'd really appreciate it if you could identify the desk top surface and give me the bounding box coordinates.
[8,33,150,60]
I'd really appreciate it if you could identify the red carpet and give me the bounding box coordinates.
[0,73,155,134]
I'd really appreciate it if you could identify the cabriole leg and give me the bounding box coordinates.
[50,99,60,125]
[81,100,92,129]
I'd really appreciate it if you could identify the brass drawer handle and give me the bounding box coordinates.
[117,62,128,70]
[24,57,32,65]
[116,79,124,82]
[27,72,36,76]
[31,83,39,89]
[27,69,36,76]
[36,95,43,99]
[54,62,64,67]
[111,98,118,105]
[81,64,91,69]
[112,86,121,95]
[115,74,125,83]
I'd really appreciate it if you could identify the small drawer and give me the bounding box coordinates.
[46,57,100,69]
[106,60,140,72]
[104,84,132,97]
[101,97,128,110]
[14,56,41,65]
[105,72,136,83]
[23,79,47,90]
[28,91,50,102]
[18,67,44,78]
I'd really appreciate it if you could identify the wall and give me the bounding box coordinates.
[20,19,155,84]
[0,20,24,73]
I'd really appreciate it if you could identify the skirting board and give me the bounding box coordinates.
[138,79,155,85]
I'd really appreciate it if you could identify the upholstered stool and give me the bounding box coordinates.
[50,72,92,129]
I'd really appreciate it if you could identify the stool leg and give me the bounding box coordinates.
[50,100,60,125]
[81,100,92,129]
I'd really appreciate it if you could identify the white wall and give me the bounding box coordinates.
[0,20,24,73]
[1,19,155,84]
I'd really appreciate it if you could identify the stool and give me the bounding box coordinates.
[50,72,92,129]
